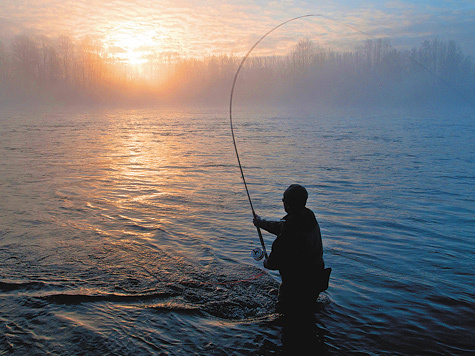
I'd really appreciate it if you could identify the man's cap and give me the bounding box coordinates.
[283,184,308,208]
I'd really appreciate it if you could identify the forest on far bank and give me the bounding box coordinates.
[0,34,474,109]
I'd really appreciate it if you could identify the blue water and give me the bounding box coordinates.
[0,107,474,355]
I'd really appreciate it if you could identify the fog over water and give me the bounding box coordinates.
[0,34,474,110]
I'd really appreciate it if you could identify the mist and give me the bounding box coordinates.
[0,34,474,110]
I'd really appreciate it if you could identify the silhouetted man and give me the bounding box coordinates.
[253,184,329,315]
[254,184,330,354]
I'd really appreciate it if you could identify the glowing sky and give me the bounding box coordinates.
[1,0,474,64]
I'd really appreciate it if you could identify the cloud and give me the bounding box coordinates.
[0,0,473,58]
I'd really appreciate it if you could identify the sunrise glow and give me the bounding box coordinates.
[105,25,164,66]
[0,0,473,106]
[2,0,473,62]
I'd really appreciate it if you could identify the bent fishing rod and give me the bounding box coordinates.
[229,14,475,262]
[229,15,321,261]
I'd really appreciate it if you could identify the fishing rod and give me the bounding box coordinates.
[229,13,475,261]
[229,15,321,261]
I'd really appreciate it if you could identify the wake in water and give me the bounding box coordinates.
[0,236,279,320]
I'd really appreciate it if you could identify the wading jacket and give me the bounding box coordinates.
[259,207,324,290]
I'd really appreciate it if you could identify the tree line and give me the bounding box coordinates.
[0,34,473,108]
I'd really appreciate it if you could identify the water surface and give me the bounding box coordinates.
[0,107,474,355]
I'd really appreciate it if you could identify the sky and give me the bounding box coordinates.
[1,0,474,65]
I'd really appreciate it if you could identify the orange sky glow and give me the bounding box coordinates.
[1,1,474,69]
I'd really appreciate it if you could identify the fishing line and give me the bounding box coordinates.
[229,14,474,260]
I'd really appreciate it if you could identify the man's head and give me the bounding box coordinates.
[282,184,308,213]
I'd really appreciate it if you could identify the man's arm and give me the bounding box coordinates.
[253,215,284,236]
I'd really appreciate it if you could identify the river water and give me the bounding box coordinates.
[0,107,473,355]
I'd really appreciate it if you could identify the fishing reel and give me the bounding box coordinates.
[251,247,265,261]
